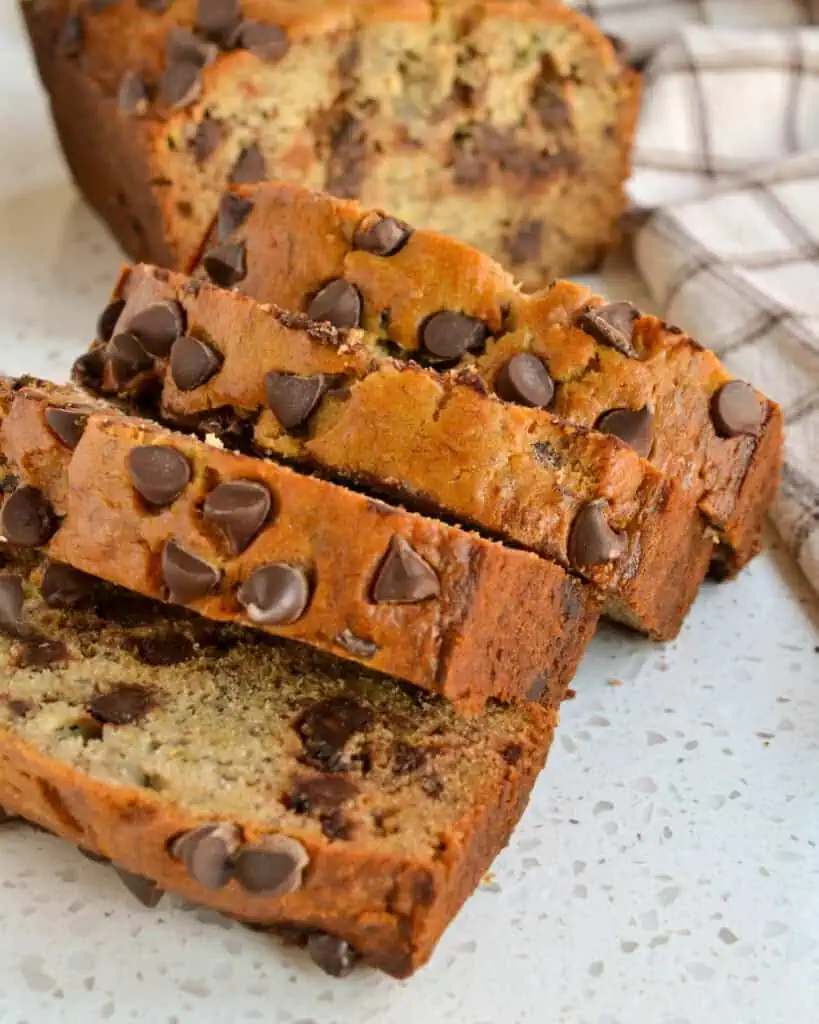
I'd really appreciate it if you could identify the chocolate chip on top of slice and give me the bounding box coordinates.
[217,192,253,241]
[196,0,241,43]
[126,300,186,358]
[118,70,150,116]
[57,14,83,58]
[307,933,359,978]
[568,500,627,569]
[161,541,221,604]
[307,280,362,330]
[44,407,89,450]
[96,298,126,343]
[160,60,203,110]
[419,311,488,360]
[0,574,27,638]
[495,353,554,408]
[170,821,241,889]
[203,240,247,287]
[232,834,309,896]
[88,684,154,725]
[169,335,222,391]
[202,479,272,554]
[107,331,154,386]
[114,868,164,909]
[596,406,654,458]
[229,142,267,185]
[190,117,222,165]
[710,381,765,438]
[353,213,413,257]
[577,301,640,358]
[234,20,289,62]
[238,564,311,626]
[372,536,440,604]
[128,445,192,507]
[1,487,58,548]
[166,26,217,67]
[264,371,329,430]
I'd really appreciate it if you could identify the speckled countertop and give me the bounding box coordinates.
[0,7,818,1024]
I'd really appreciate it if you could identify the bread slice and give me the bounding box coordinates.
[195,180,783,576]
[78,263,713,641]
[0,549,557,977]
[0,378,598,713]
[20,0,639,283]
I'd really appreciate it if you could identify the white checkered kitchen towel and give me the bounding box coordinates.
[569,1,819,594]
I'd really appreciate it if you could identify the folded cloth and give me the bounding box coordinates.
[569,2,819,593]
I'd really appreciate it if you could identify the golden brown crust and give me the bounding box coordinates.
[0,380,598,713]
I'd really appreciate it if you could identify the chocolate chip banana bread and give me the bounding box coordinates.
[20,0,639,284]
[0,551,558,977]
[80,263,711,640]
[0,377,598,713]
[196,180,784,575]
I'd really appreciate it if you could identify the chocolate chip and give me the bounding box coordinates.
[307,280,362,330]
[7,699,34,718]
[229,142,267,185]
[88,684,153,725]
[162,541,221,604]
[264,372,328,430]
[596,406,654,458]
[118,71,149,115]
[170,822,240,889]
[108,331,153,386]
[711,381,765,438]
[169,335,222,391]
[392,742,426,774]
[41,563,97,609]
[96,298,126,342]
[114,867,164,908]
[125,631,196,666]
[495,353,554,408]
[238,564,310,626]
[0,574,26,637]
[578,302,640,358]
[372,536,439,604]
[419,311,487,360]
[325,111,367,199]
[507,220,543,265]
[196,0,241,42]
[15,637,69,669]
[234,20,289,61]
[532,440,560,468]
[568,500,627,569]
[334,628,379,659]
[501,743,523,765]
[233,835,308,896]
[160,61,202,109]
[89,0,120,11]
[127,301,186,357]
[526,672,549,701]
[202,480,272,554]
[307,933,358,978]
[203,241,247,287]
[421,776,444,799]
[72,348,106,389]
[1,487,57,547]
[189,116,221,164]
[138,0,172,9]
[166,25,216,66]
[44,407,88,450]
[57,14,83,57]
[296,696,374,773]
[128,445,191,507]
[217,192,253,240]
[352,214,412,257]
[288,776,359,815]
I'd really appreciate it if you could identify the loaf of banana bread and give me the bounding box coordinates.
[0,550,558,977]
[195,180,784,575]
[20,0,639,284]
[0,378,598,713]
[76,264,713,640]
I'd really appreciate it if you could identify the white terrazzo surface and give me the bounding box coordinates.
[0,6,818,1023]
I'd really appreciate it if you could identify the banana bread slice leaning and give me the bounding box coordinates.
[196,180,783,576]
[0,377,598,714]
[0,551,558,978]
[78,263,712,641]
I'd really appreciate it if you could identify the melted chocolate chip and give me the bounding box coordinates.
[160,61,203,110]
[495,353,554,408]
[237,564,310,626]
[296,696,375,773]
[96,299,126,343]
[568,501,627,569]
[202,480,272,554]
[203,241,247,287]
[88,684,154,725]
[41,563,97,609]
[233,835,309,896]
[578,302,640,358]
[711,381,765,438]
[334,628,379,660]
[229,142,267,185]
[170,822,240,889]
[307,933,359,978]
[288,775,358,815]
[15,637,69,669]
[118,71,149,115]
[44,407,88,450]
[353,214,412,257]
[1,487,57,547]
[372,536,439,604]
[114,868,164,908]
[217,192,253,241]
[190,117,222,164]
[596,406,654,458]
[419,311,487,360]
[307,280,362,330]
[234,20,289,61]
[264,371,328,430]
[7,699,34,718]
[169,335,222,391]
[127,301,186,357]
[125,631,196,666]
[108,331,153,386]
[0,574,26,637]
[128,446,191,507]
[162,542,221,605]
